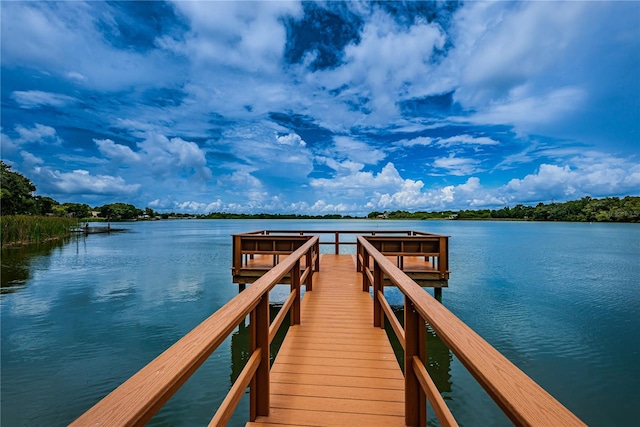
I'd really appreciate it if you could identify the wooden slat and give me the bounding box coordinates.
[252,254,406,426]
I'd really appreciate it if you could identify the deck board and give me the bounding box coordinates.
[248,254,405,426]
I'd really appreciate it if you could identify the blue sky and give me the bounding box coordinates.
[2,1,639,215]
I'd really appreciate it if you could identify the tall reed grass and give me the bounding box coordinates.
[1,215,78,246]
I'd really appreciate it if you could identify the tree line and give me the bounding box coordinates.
[368,196,640,222]
[2,161,639,223]
[1,161,155,221]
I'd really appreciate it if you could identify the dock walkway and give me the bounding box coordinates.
[248,254,405,426]
[71,231,585,427]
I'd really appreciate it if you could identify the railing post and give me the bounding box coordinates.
[373,261,383,328]
[334,232,339,254]
[356,240,362,272]
[439,236,448,279]
[305,247,313,292]
[291,260,301,325]
[315,240,320,271]
[250,296,270,421]
[405,297,426,427]
[362,246,370,292]
[232,235,242,273]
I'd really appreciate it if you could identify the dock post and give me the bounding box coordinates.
[291,260,301,325]
[405,298,426,427]
[250,296,270,420]
[434,287,442,302]
[305,249,313,291]
[373,261,383,328]
[362,248,370,292]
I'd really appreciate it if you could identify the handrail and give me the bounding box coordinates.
[235,230,447,255]
[71,236,319,427]
[358,236,585,427]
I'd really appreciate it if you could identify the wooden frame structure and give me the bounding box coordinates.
[71,230,585,427]
[233,230,449,291]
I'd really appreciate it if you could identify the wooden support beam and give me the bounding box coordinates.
[405,297,426,427]
[250,296,270,420]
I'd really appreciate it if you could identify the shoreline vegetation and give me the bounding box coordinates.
[1,215,78,247]
[1,161,639,247]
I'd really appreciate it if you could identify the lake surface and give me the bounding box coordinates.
[1,220,639,426]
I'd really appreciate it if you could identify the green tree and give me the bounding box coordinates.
[98,203,142,221]
[0,161,36,215]
[61,203,91,219]
[33,196,59,216]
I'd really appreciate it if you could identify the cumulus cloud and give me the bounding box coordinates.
[33,167,140,195]
[504,154,640,202]
[13,124,62,145]
[276,133,306,147]
[137,133,212,180]
[169,1,302,73]
[1,1,636,214]
[95,139,141,163]
[317,9,445,122]
[311,162,404,191]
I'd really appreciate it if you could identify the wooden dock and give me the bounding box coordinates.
[71,231,585,427]
[249,254,405,426]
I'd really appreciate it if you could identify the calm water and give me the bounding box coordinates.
[1,220,639,426]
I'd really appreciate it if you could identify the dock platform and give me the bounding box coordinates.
[71,230,585,427]
[249,254,405,426]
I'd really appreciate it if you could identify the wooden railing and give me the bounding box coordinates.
[70,236,319,427]
[358,236,585,427]
[234,229,445,255]
[358,234,449,280]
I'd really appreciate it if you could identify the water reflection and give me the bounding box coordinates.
[230,305,289,385]
[1,238,71,294]
[385,307,453,395]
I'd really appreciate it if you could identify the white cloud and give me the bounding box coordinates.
[276,133,306,147]
[137,133,212,180]
[1,2,185,91]
[95,139,141,163]
[33,167,140,196]
[331,136,386,165]
[366,175,504,211]
[169,1,302,73]
[395,136,433,147]
[432,154,481,176]
[65,71,87,82]
[20,151,44,167]
[318,9,445,123]
[464,87,586,130]
[504,154,640,202]
[14,124,62,145]
[437,135,499,147]
[311,162,404,192]
[12,90,78,109]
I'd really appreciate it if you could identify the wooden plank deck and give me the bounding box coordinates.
[247,254,405,427]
